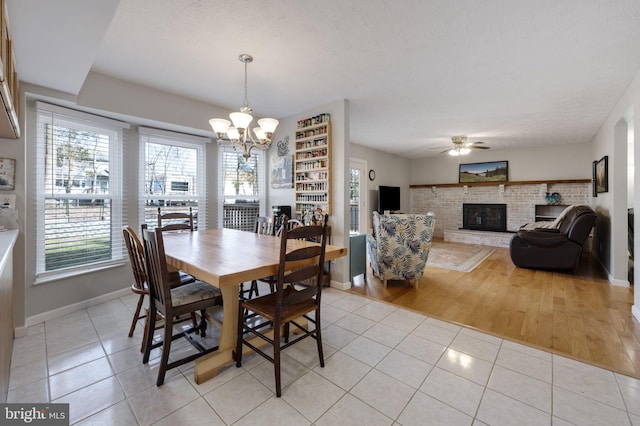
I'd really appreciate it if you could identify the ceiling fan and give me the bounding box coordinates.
[439,135,490,156]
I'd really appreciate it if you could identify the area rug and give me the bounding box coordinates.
[427,242,495,272]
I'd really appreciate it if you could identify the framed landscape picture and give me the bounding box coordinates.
[459,160,508,183]
[595,155,608,193]
[0,158,15,190]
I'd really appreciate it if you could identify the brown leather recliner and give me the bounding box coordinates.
[509,205,597,270]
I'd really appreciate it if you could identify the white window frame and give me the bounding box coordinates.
[34,102,129,283]
[138,127,208,229]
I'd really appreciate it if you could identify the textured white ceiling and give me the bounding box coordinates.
[8,0,640,157]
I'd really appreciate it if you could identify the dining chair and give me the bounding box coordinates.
[157,206,194,231]
[141,226,223,386]
[235,215,329,397]
[122,226,196,352]
[248,216,304,296]
[275,218,303,236]
[240,215,277,300]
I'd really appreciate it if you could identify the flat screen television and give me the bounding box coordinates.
[378,185,401,212]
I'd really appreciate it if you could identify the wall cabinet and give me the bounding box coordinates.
[294,114,331,217]
[0,0,19,139]
[534,204,568,222]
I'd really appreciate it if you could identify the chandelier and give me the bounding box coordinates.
[448,135,471,156]
[209,54,279,159]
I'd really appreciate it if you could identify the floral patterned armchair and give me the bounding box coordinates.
[366,211,436,288]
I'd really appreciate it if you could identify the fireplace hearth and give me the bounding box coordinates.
[462,203,507,232]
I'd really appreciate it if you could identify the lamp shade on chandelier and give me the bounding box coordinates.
[210,54,279,159]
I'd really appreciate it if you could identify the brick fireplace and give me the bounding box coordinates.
[410,181,590,239]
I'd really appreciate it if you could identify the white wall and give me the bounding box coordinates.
[349,143,411,231]
[409,142,593,185]
[590,66,640,318]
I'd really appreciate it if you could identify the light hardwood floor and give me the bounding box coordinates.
[349,239,640,379]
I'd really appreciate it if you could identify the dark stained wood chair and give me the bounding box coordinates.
[235,215,329,397]
[240,215,277,300]
[122,226,195,352]
[141,227,223,386]
[157,206,194,231]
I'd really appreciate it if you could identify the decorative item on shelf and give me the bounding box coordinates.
[545,192,561,205]
[209,54,279,159]
[301,207,326,225]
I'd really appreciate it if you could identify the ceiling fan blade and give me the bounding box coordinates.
[471,146,490,149]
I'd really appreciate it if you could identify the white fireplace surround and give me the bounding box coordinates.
[410,182,591,240]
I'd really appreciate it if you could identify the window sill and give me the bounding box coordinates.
[34,260,128,285]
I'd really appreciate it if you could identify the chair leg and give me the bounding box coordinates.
[129,294,145,337]
[140,307,150,353]
[274,322,282,397]
[157,314,173,386]
[383,279,388,288]
[315,309,324,368]
[190,312,198,330]
[142,305,157,364]
[235,302,244,368]
[199,309,207,337]
[249,280,259,298]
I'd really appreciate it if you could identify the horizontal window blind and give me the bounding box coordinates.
[35,103,127,279]
[139,127,207,230]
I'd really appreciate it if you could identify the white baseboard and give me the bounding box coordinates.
[633,305,640,323]
[18,287,131,332]
[609,276,630,287]
[330,280,351,291]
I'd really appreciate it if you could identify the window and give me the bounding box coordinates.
[218,147,265,231]
[35,103,128,280]
[139,127,207,229]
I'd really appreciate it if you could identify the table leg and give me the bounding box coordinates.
[194,284,239,384]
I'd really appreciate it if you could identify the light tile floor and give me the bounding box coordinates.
[8,286,640,425]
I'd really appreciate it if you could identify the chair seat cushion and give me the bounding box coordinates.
[171,281,222,307]
[244,286,317,323]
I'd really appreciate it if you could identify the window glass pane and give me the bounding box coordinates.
[44,199,112,270]
[220,150,262,231]
[139,131,205,229]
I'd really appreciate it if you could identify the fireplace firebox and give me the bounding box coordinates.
[462,203,507,232]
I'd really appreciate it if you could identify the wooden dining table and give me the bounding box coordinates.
[162,228,348,384]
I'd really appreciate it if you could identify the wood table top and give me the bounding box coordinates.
[162,228,347,288]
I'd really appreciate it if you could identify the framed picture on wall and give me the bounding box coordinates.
[0,158,15,190]
[459,160,508,183]
[271,155,294,189]
[595,155,608,194]
[592,160,598,197]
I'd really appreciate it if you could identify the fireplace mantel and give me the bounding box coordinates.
[410,178,590,189]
